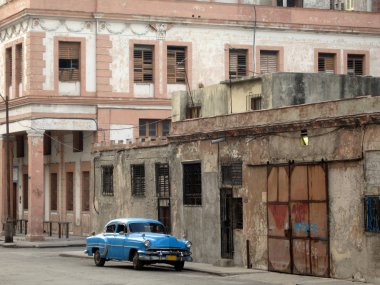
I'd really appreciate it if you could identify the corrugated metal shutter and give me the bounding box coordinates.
[260,51,278,74]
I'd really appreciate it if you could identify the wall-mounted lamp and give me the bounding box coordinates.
[300,129,309,146]
[211,137,226,144]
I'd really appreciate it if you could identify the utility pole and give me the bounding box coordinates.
[0,93,13,243]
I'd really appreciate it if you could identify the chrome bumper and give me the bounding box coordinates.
[138,250,193,262]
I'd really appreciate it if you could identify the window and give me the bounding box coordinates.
[156,163,170,198]
[82,171,90,211]
[102,166,114,196]
[318,53,335,74]
[16,135,24,158]
[347,54,364,75]
[277,0,303,7]
[73,131,83,152]
[134,45,153,83]
[44,131,52,155]
[260,51,278,74]
[186,105,201,119]
[365,196,380,233]
[50,173,58,211]
[59,42,80,81]
[66,172,74,211]
[23,174,28,210]
[183,163,202,206]
[233,198,243,229]
[131,164,145,196]
[105,223,116,233]
[250,97,262,111]
[162,120,170,137]
[16,44,23,86]
[221,162,243,186]
[6,47,12,91]
[139,119,170,138]
[167,46,186,84]
[229,49,247,79]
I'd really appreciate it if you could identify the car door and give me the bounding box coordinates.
[104,223,117,259]
[112,224,127,260]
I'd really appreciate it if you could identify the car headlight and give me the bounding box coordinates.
[185,241,192,248]
[144,240,151,248]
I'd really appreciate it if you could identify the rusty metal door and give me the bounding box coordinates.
[267,164,329,277]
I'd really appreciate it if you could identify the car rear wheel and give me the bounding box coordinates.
[132,252,144,270]
[174,261,184,271]
[94,249,106,267]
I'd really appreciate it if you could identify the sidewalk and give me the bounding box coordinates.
[0,234,86,248]
[60,250,370,285]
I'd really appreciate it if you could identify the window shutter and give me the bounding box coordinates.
[167,47,186,84]
[260,51,278,74]
[6,48,12,88]
[318,53,335,74]
[16,44,23,83]
[59,42,80,81]
[347,54,364,75]
[134,46,153,83]
[59,42,80,59]
[229,49,247,79]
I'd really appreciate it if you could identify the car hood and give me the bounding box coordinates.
[129,233,186,248]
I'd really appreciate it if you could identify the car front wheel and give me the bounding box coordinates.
[132,252,144,270]
[174,261,184,271]
[94,249,106,267]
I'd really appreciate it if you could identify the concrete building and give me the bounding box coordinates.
[93,73,380,282]
[0,0,380,241]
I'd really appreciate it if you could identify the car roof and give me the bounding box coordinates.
[105,218,163,225]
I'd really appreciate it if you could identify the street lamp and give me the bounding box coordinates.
[0,93,13,243]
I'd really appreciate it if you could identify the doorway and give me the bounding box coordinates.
[220,188,233,259]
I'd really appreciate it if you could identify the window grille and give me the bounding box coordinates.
[167,46,186,83]
[134,45,153,83]
[102,166,114,196]
[66,172,74,211]
[186,105,201,119]
[250,97,262,110]
[260,50,278,74]
[183,163,202,206]
[59,42,80,81]
[50,173,58,211]
[347,54,364,75]
[222,162,243,186]
[156,163,170,198]
[229,49,247,79]
[365,196,380,233]
[82,171,90,211]
[132,164,145,196]
[318,53,335,74]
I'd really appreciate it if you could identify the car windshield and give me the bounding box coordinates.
[129,222,165,233]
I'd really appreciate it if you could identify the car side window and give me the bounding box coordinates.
[105,224,116,233]
[117,224,126,233]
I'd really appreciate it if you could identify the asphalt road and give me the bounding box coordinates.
[0,246,270,285]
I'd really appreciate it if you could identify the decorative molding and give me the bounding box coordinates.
[99,21,129,35]
[149,23,172,40]
[33,18,92,33]
[0,19,31,43]
[130,23,150,36]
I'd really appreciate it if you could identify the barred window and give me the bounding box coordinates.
[102,166,114,196]
[167,46,186,84]
[250,97,262,111]
[132,164,145,196]
[59,42,80,81]
[186,105,201,119]
[347,54,364,75]
[183,163,202,206]
[156,163,170,198]
[134,45,153,83]
[229,49,247,79]
[222,162,243,186]
[365,196,380,233]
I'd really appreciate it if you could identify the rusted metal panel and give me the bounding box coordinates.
[291,166,308,201]
[278,167,289,202]
[268,167,278,202]
[268,238,291,273]
[292,239,311,275]
[309,202,327,238]
[291,202,309,238]
[309,165,326,201]
[311,240,329,277]
[268,204,289,237]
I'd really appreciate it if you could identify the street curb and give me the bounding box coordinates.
[0,242,86,249]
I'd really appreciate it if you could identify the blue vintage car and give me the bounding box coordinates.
[85,218,192,271]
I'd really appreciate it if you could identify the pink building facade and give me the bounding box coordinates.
[0,0,380,240]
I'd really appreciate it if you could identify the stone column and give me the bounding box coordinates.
[26,130,44,241]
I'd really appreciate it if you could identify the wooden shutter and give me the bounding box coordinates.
[318,53,335,74]
[16,44,23,83]
[229,49,247,79]
[134,45,153,83]
[260,51,278,74]
[59,42,80,81]
[168,47,186,84]
[6,48,12,88]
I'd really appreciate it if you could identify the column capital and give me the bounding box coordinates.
[27,130,44,138]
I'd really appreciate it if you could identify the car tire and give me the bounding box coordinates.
[94,249,106,267]
[132,252,144,270]
[174,261,184,271]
